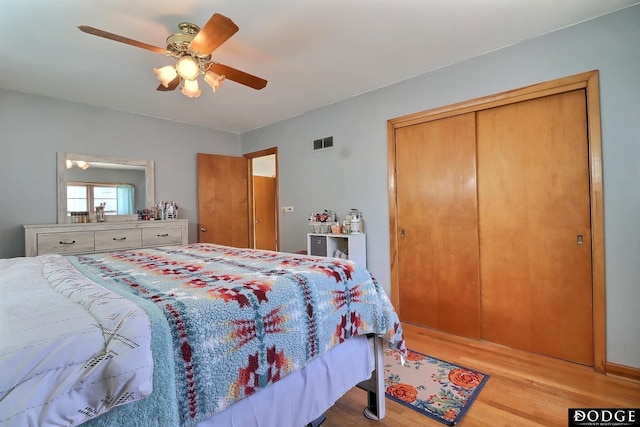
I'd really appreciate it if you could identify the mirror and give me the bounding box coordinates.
[57,152,155,223]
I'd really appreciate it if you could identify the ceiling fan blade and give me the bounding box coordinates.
[189,13,239,55]
[209,63,267,90]
[78,25,167,55]
[157,76,181,92]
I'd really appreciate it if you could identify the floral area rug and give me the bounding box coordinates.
[384,346,489,425]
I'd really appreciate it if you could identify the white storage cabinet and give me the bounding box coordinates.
[307,233,366,267]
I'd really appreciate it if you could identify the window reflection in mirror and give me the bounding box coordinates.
[65,162,142,215]
[67,183,135,215]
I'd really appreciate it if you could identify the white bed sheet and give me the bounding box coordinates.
[197,334,374,427]
[0,255,153,427]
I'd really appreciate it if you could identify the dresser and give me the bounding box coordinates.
[24,219,189,257]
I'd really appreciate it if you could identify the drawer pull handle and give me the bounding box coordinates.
[112,237,127,241]
[157,233,169,237]
[59,240,76,245]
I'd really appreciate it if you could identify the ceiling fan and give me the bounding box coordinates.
[78,13,267,97]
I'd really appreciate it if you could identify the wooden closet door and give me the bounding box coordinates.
[477,90,593,365]
[395,113,481,338]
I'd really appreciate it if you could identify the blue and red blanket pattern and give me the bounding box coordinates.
[77,243,405,425]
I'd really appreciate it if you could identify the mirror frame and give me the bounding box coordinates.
[57,152,155,224]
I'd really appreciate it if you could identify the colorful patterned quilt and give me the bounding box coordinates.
[76,243,406,426]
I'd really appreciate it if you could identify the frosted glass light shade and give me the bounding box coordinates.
[181,79,202,98]
[76,161,89,170]
[176,56,200,80]
[204,70,225,92]
[154,66,178,87]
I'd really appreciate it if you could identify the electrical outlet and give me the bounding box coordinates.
[281,206,294,212]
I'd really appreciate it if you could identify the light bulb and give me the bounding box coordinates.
[176,56,200,80]
[204,70,225,92]
[181,79,202,98]
[153,66,178,87]
[76,161,89,170]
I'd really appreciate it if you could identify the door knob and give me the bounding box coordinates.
[401,229,406,238]
[200,227,207,232]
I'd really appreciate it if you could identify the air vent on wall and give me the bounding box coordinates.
[313,136,334,151]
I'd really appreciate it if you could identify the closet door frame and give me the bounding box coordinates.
[387,70,606,373]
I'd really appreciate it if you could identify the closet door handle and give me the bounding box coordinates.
[577,234,583,245]
[400,229,405,238]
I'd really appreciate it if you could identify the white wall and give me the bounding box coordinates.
[241,5,640,368]
[0,90,241,257]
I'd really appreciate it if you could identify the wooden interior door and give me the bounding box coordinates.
[253,176,277,250]
[395,112,481,338]
[197,153,249,248]
[477,90,593,365]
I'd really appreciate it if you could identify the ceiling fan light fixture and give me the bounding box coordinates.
[176,56,200,80]
[204,70,225,92]
[154,66,178,87]
[182,79,202,98]
[78,14,267,97]
[75,161,90,170]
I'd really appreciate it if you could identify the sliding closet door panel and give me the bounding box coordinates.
[396,113,481,338]
[477,90,593,365]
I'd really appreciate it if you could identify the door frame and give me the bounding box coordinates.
[244,147,280,251]
[387,71,606,373]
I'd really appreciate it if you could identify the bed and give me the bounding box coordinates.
[0,243,406,427]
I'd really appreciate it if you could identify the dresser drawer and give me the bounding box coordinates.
[95,229,142,251]
[37,231,95,255]
[142,226,183,246]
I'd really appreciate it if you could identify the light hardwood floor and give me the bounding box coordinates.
[323,323,640,426]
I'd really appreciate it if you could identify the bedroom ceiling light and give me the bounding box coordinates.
[66,160,90,169]
[153,55,226,98]
[181,78,202,98]
[176,56,200,80]
[153,66,178,87]
[203,69,225,92]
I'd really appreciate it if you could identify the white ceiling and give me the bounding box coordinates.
[1,0,637,134]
